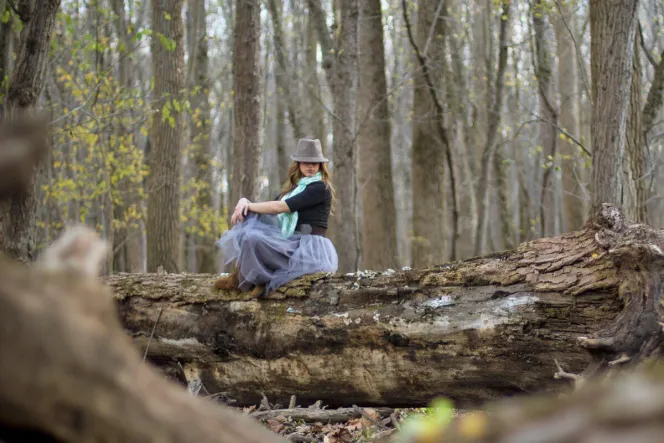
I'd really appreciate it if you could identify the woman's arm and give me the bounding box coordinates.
[247,201,290,214]
[231,200,290,225]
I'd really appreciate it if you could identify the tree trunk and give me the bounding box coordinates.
[554,0,584,233]
[305,12,326,154]
[187,0,216,273]
[267,0,310,139]
[307,0,359,273]
[106,204,664,409]
[533,0,560,238]
[624,34,649,224]
[357,0,398,271]
[0,0,12,89]
[474,0,511,256]
[147,0,185,272]
[229,0,262,208]
[0,0,60,262]
[110,0,143,274]
[589,0,640,214]
[409,0,447,267]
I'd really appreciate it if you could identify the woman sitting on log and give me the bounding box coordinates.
[213,138,338,296]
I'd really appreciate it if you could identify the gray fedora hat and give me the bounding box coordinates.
[290,138,329,163]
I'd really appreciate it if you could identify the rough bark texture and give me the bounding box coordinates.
[589,0,639,214]
[147,0,185,272]
[436,212,664,443]
[308,0,359,273]
[106,206,664,409]
[0,0,60,262]
[553,0,584,233]
[624,36,649,224]
[230,0,262,207]
[409,0,447,266]
[0,228,285,443]
[358,0,398,271]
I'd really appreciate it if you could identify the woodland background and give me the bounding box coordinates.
[5,0,663,274]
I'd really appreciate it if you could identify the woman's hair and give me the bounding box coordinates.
[280,161,336,209]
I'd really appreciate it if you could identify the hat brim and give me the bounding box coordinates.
[291,155,329,163]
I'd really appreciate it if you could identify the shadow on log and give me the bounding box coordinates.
[105,204,664,409]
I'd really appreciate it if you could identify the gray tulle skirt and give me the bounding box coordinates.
[216,213,338,294]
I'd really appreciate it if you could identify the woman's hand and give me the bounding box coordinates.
[231,198,250,225]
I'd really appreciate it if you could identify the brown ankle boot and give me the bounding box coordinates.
[213,268,239,290]
[250,284,266,298]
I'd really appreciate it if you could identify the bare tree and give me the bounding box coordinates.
[589,0,640,214]
[110,0,144,273]
[474,0,511,255]
[624,34,648,223]
[554,0,584,232]
[186,0,216,272]
[533,0,559,237]
[229,0,262,214]
[357,0,398,270]
[146,0,186,272]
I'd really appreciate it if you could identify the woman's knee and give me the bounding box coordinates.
[242,230,262,247]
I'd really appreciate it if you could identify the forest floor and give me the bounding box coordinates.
[212,395,470,442]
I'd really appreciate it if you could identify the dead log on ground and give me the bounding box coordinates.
[107,204,664,408]
[434,360,664,443]
[0,226,285,443]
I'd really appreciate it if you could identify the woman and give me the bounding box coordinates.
[213,138,338,296]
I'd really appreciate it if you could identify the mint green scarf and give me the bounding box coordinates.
[277,172,323,237]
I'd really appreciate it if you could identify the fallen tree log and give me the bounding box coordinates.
[107,204,663,408]
[0,227,285,443]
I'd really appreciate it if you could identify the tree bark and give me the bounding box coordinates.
[408,0,448,266]
[533,0,560,238]
[624,34,649,224]
[230,0,262,209]
[307,0,359,273]
[147,0,185,272]
[0,228,285,443]
[267,0,310,139]
[110,0,144,273]
[187,0,216,273]
[106,204,664,409]
[357,0,398,271]
[305,12,326,155]
[554,0,584,233]
[589,0,640,214]
[0,0,60,262]
[474,0,511,256]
